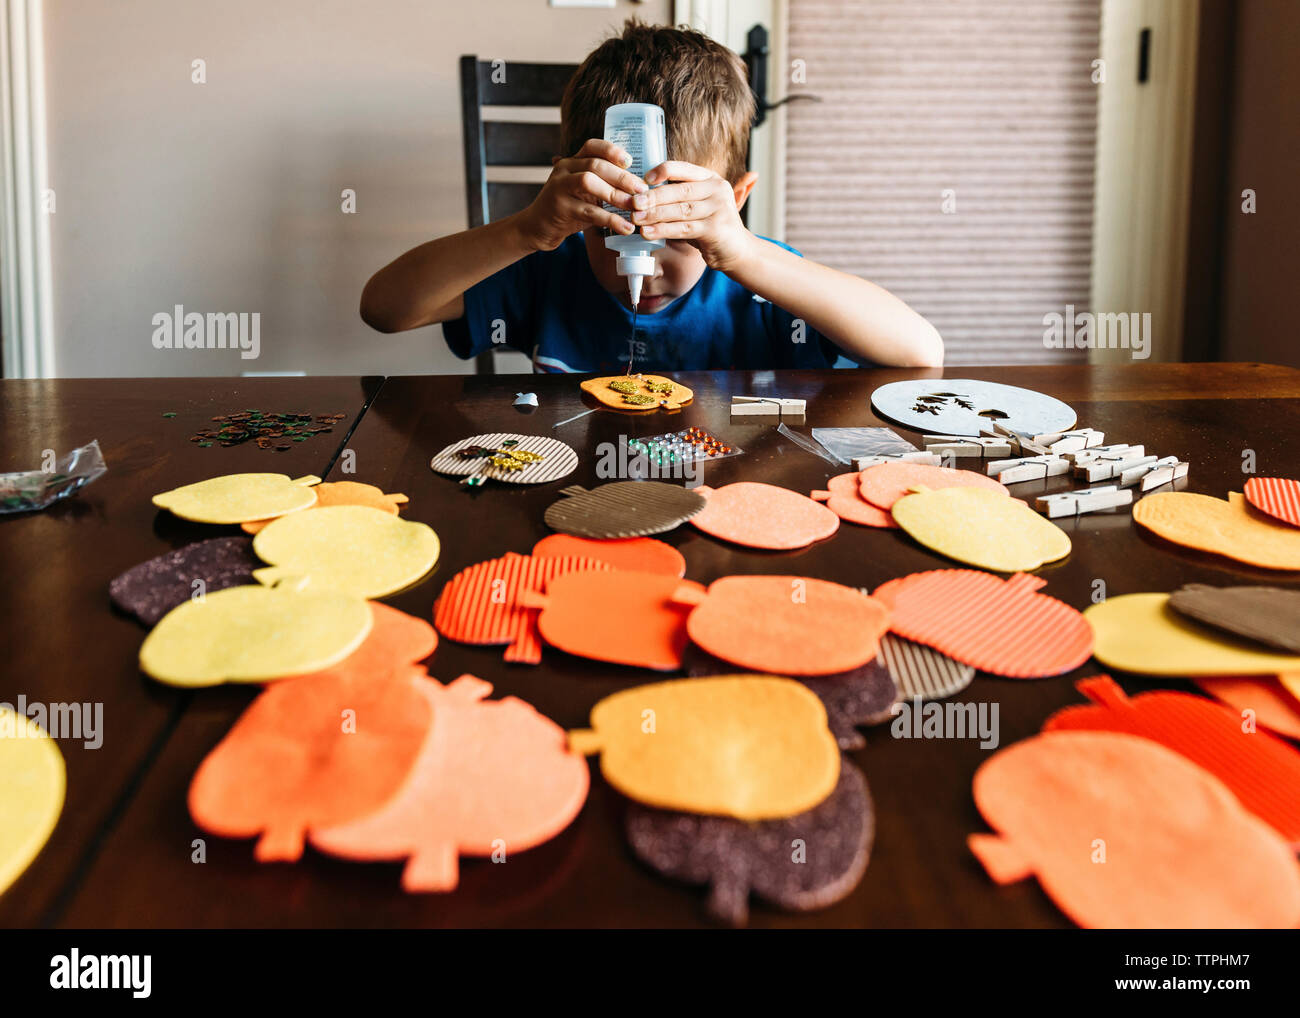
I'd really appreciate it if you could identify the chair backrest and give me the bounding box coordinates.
[460,56,578,229]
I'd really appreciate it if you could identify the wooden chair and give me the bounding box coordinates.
[460,56,578,374]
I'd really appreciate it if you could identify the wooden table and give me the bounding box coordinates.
[3,363,1298,929]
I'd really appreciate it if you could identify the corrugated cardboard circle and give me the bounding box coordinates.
[430,433,578,484]
[544,482,706,538]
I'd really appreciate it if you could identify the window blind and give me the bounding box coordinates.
[784,0,1101,364]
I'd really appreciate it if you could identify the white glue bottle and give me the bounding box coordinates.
[602,102,666,309]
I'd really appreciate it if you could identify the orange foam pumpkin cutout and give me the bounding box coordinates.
[872,569,1092,678]
[520,570,706,670]
[187,603,437,861]
[580,373,693,411]
[810,473,897,529]
[1194,675,1300,741]
[689,481,839,550]
[969,731,1300,928]
[857,461,1008,511]
[531,534,685,577]
[241,481,408,534]
[1044,676,1300,846]
[680,575,890,676]
[433,552,610,664]
[310,674,589,893]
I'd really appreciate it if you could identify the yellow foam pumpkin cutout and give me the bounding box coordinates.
[891,485,1071,572]
[139,583,373,687]
[242,481,408,534]
[1084,592,1300,677]
[568,675,840,821]
[153,473,320,524]
[580,374,693,411]
[252,504,439,599]
[1133,491,1300,570]
[0,708,65,895]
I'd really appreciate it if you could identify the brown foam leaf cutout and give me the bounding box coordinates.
[969,731,1300,928]
[311,675,589,892]
[187,603,437,861]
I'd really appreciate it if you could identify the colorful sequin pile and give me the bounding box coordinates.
[184,410,347,451]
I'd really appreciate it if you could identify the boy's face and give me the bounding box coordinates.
[582,165,755,314]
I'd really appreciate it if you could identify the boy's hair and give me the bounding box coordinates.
[561,20,756,183]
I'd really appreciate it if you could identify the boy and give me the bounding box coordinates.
[360,21,943,372]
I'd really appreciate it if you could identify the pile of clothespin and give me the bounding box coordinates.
[924,423,1189,518]
[730,396,806,420]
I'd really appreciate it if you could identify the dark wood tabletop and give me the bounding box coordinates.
[3,363,1298,929]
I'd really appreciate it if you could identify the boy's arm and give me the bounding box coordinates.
[719,237,945,368]
[360,139,647,334]
[358,216,532,333]
[635,161,944,368]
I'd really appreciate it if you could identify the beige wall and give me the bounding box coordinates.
[43,0,669,377]
[1217,0,1300,367]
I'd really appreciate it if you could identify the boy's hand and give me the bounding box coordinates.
[634,161,756,273]
[515,139,647,252]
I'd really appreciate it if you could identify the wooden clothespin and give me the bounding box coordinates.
[1139,459,1189,491]
[1036,428,1106,455]
[923,435,1014,458]
[1065,443,1145,465]
[1117,454,1180,488]
[730,396,806,418]
[990,454,1072,485]
[989,421,1052,457]
[854,451,942,470]
[1076,448,1155,483]
[1034,484,1134,518]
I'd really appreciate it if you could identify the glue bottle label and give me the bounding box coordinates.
[603,103,666,222]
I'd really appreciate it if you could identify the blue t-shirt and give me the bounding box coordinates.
[442,233,848,372]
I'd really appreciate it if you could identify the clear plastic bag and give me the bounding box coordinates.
[810,427,918,465]
[0,439,107,514]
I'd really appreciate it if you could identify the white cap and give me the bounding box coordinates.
[617,253,656,307]
[605,234,663,307]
